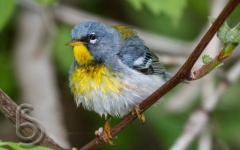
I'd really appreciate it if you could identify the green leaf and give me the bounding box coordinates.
[126,0,187,25]
[209,17,240,43]
[0,0,15,32]
[34,0,58,6]
[202,55,212,64]
[0,141,52,150]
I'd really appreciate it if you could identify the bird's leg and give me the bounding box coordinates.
[102,117,114,145]
[95,116,115,145]
[132,106,145,123]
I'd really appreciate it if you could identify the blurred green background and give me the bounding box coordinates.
[0,0,240,150]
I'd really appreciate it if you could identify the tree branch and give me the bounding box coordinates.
[80,0,240,149]
[169,58,240,150]
[0,89,67,150]
[182,0,239,77]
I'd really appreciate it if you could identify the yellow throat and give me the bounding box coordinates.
[67,41,122,97]
[67,41,93,65]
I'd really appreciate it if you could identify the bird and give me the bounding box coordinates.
[66,21,172,144]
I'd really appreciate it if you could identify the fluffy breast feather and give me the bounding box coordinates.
[69,64,166,118]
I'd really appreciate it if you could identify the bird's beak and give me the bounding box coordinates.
[66,40,85,47]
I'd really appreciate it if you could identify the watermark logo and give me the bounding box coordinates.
[16,103,45,147]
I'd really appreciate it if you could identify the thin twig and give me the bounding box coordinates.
[169,59,240,150]
[183,0,239,77]
[80,0,240,149]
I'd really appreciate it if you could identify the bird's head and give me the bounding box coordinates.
[67,21,124,66]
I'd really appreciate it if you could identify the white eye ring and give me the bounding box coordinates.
[89,33,97,44]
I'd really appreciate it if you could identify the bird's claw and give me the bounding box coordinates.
[132,107,145,123]
[95,118,115,145]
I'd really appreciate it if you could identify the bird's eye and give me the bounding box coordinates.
[89,33,97,44]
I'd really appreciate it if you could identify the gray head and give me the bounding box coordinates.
[70,21,122,64]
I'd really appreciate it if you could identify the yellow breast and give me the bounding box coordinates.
[70,43,123,99]
[71,64,123,97]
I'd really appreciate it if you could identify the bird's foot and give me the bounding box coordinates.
[132,107,145,123]
[95,117,115,145]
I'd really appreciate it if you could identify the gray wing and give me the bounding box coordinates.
[132,51,165,75]
[117,36,171,79]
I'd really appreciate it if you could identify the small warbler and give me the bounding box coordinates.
[67,21,172,144]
